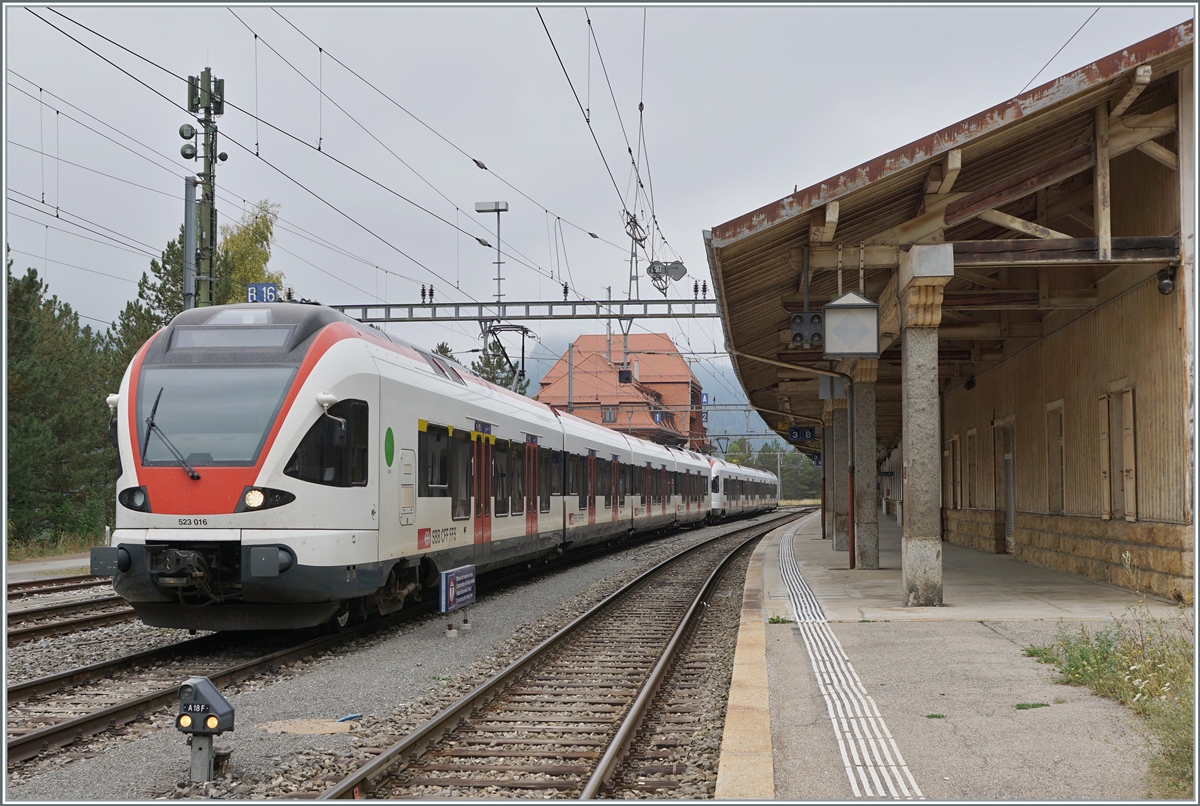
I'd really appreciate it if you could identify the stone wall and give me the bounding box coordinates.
[943,507,1193,603]
[942,508,1006,554]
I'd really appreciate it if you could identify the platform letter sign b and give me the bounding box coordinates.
[247,283,278,303]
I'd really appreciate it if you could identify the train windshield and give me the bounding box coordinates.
[137,366,296,466]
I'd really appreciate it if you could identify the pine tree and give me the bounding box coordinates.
[470,338,530,395]
[7,258,114,541]
[431,341,456,361]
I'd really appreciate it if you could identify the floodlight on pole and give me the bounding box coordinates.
[475,201,509,304]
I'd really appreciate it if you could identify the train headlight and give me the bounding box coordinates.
[118,486,152,512]
[179,714,193,729]
[234,487,296,513]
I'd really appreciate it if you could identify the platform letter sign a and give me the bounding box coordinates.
[247,283,278,303]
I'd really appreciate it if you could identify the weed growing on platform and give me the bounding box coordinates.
[1014,702,1049,710]
[924,714,945,719]
[767,615,795,624]
[1024,553,1194,799]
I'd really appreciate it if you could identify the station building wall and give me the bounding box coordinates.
[937,92,1193,602]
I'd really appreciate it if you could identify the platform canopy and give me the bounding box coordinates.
[706,22,1191,455]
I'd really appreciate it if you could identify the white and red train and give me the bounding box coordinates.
[91,302,778,631]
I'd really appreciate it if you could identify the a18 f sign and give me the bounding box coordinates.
[246,283,278,303]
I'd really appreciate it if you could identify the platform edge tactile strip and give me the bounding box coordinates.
[779,520,923,800]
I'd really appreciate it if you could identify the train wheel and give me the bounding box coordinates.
[328,603,352,632]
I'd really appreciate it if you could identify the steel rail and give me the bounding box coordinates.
[8,593,126,623]
[6,607,138,646]
[319,510,800,800]
[7,576,110,599]
[579,525,757,797]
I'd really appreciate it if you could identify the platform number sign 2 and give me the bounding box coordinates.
[247,283,278,303]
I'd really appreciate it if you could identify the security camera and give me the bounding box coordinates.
[1157,265,1177,296]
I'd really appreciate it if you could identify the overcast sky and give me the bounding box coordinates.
[3,2,1194,438]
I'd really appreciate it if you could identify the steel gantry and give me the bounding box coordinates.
[331,298,720,323]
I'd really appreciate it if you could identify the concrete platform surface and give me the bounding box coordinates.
[716,510,1191,800]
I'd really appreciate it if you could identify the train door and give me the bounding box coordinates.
[526,438,538,537]
[644,464,651,516]
[610,456,619,521]
[473,433,492,544]
[587,451,597,526]
[399,449,416,527]
[660,467,667,516]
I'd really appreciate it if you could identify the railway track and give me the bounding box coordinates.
[7,595,137,646]
[320,511,803,799]
[7,575,111,600]
[5,511,797,769]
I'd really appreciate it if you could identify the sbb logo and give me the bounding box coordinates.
[418,528,432,550]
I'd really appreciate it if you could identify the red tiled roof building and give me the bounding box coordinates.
[536,334,711,451]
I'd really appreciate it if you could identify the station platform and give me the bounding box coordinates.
[715,510,1188,800]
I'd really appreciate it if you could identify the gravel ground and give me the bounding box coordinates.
[5,514,784,801]
[6,623,206,686]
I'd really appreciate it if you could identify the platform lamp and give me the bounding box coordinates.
[821,290,879,570]
[475,201,509,304]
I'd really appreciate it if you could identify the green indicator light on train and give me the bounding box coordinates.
[385,427,395,467]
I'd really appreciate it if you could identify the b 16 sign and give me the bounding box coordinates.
[788,427,815,442]
[438,565,476,613]
[246,283,278,303]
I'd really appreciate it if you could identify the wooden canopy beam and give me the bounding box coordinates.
[976,209,1071,239]
[809,202,839,243]
[1110,64,1153,118]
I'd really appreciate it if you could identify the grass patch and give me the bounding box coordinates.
[768,615,795,624]
[1014,702,1049,710]
[1025,553,1194,799]
[7,532,107,562]
[925,714,945,719]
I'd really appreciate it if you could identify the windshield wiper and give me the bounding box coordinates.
[143,387,201,480]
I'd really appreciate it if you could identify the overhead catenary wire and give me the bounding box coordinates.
[1020,7,1100,94]
[34,9,572,301]
[227,10,563,290]
[27,8,484,303]
[7,76,457,306]
[270,7,627,254]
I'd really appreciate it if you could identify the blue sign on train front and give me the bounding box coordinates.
[438,564,476,613]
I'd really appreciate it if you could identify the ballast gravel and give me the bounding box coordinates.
[5,515,782,801]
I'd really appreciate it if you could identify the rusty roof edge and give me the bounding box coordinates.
[705,228,765,424]
[711,21,1194,247]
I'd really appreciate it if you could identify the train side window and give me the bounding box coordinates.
[711,475,720,494]
[550,450,563,496]
[576,455,587,510]
[285,399,369,487]
[449,430,472,519]
[539,447,552,512]
[511,445,525,516]
[599,459,610,509]
[494,439,510,516]
[418,424,450,497]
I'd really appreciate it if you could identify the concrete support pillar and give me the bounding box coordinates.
[822,418,832,540]
[899,244,953,606]
[830,401,848,551]
[852,360,879,569]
